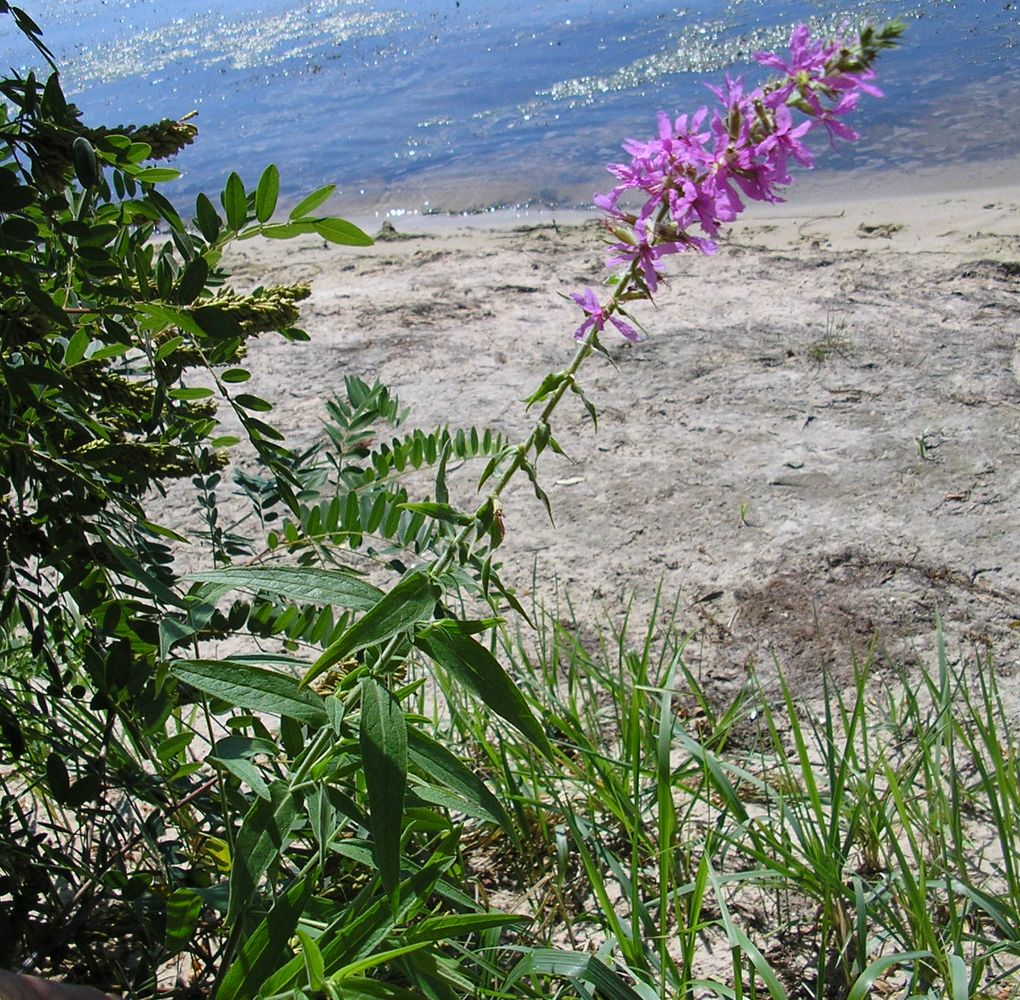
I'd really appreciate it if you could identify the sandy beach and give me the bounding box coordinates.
[208,177,1020,704]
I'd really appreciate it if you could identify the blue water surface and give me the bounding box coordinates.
[3,1,1018,215]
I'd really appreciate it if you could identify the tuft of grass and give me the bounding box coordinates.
[802,310,852,364]
[425,594,1020,999]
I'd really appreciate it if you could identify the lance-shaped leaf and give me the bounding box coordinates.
[398,501,473,526]
[171,659,328,727]
[403,911,530,944]
[406,727,514,840]
[296,928,326,993]
[303,572,439,688]
[289,183,335,220]
[413,622,552,758]
[189,565,383,612]
[208,735,278,801]
[226,781,300,926]
[314,217,373,246]
[215,876,314,1000]
[194,191,221,242]
[221,171,247,230]
[360,677,407,905]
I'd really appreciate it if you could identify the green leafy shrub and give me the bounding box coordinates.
[0,6,528,992]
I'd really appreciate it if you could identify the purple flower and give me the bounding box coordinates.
[606,238,680,293]
[570,288,640,342]
[754,24,836,82]
[581,22,889,338]
[752,103,814,182]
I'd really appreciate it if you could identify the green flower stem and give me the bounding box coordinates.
[426,30,899,585]
[428,271,637,582]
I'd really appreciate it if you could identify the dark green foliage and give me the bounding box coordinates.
[0,8,547,996]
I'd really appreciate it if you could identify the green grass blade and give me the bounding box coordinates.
[846,951,932,1000]
[214,876,314,1000]
[707,859,788,1000]
[504,948,646,1000]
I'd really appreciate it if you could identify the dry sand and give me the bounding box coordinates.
[211,179,1020,704]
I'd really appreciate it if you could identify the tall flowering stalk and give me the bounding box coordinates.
[433,21,901,575]
[574,21,902,343]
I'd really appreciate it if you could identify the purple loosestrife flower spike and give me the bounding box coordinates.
[575,21,889,339]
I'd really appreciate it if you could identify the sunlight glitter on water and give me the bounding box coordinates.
[3,1,1019,215]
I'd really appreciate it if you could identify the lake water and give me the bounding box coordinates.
[4,1,1020,219]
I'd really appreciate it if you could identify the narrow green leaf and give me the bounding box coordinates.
[222,171,247,231]
[404,911,529,944]
[947,954,968,1000]
[188,566,383,612]
[360,677,407,904]
[63,327,90,367]
[255,163,280,222]
[46,753,70,803]
[192,304,243,339]
[87,342,131,361]
[260,220,319,239]
[414,622,551,757]
[215,876,314,1000]
[159,617,196,659]
[171,659,328,726]
[523,371,566,407]
[331,941,433,982]
[289,183,336,220]
[435,439,451,505]
[234,392,272,412]
[136,302,205,338]
[208,735,276,801]
[154,335,184,361]
[504,949,645,1000]
[570,380,599,430]
[168,386,214,400]
[156,732,193,762]
[71,136,98,188]
[303,571,438,687]
[846,952,933,1000]
[314,217,374,246]
[673,724,749,824]
[398,501,472,525]
[227,781,299,925]
[176,254,208,305]
[296,929,326,992]
[406,727,514,837]
[708,859,788,1000]
[147,188,186,231]
[165,888,203,955]
[125,141,152,163]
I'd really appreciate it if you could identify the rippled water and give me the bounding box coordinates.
[4,1,1019,216]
